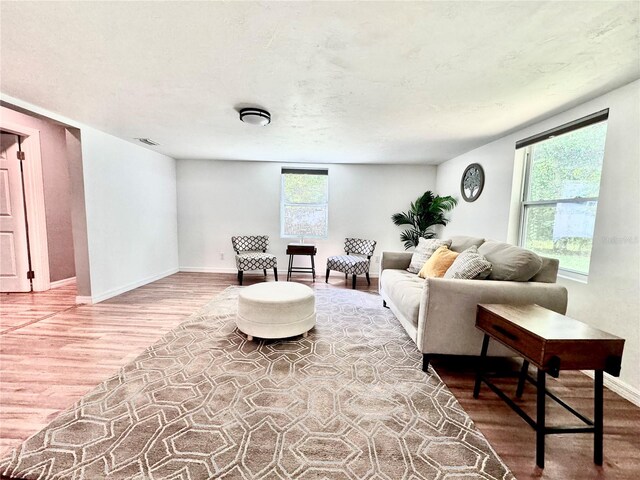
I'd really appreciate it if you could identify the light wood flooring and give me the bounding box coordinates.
[1,272,638,479]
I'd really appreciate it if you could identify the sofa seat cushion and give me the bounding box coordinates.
[478,240,543,281]
[381,269,424,327]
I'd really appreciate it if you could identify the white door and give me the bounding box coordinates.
[0,132,31,292]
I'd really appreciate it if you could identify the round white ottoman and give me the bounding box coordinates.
[237,282,316,341]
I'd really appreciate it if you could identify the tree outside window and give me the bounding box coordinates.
[280,168,328,240]
[519,118,608,276]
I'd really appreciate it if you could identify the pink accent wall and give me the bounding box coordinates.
[1,106,76,282]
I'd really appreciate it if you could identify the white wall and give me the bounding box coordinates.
[1,95,180,302]
[436,80,640,399]
[65,128,92,297]
[177,161,438,276]
[81,127,179,301]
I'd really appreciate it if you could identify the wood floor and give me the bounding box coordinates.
[1,272,638,479]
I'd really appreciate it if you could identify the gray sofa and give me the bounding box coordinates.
[379,235,568,371]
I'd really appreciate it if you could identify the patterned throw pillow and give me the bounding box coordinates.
[444,245,492,280]
[407,238,452,273]
[418,246,459,278]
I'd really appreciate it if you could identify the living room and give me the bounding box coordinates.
[0,1,638,479]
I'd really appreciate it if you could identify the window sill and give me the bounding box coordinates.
[557,269,589,284]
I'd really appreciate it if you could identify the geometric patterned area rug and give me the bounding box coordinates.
[1,287,514,480]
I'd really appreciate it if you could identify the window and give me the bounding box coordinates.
[280,168,329,239]
[517,110,608,276]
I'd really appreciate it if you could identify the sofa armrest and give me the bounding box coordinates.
[380,251,412,273]
[416,278,568,355]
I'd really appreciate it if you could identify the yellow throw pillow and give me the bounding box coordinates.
[418,246,459,278]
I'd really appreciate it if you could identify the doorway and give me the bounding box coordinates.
[0,105,88,332]
[0,105,83,299]
[0,132,32,292]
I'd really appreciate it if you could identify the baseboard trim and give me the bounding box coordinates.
[75,296,92,305]
[50,277,76,289]
[180,267,240,274]
[580,370,640,407]
[78,267,179,305]
[179,267,379,278]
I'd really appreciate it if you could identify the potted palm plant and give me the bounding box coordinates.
[392,191,458,250]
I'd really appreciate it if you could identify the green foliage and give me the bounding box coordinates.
[391,191,457,250]
[283,174,328,204]
[527,122,606,202]
[522,121,607,274]
[282,173,329,237]
[525,238,593,274]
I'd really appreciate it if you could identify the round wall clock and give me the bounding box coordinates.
[460,163,485,202]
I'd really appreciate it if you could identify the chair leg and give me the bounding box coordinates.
[325,269,330,283]
[352,275,357,289]
[273,268,278,282]
[345,273,348,280]
[263,269,267,277]
[366,272,371,285]
[238,271,243,286]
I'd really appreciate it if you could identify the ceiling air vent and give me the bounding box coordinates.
[135,138,160,146]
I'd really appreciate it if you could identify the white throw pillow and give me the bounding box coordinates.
[444,245,492,279]
[407,238,452,273]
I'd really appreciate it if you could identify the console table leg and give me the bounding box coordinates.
[473,334,490,398]
[536,369,546,468]
[311,254,316,282]
[594,370,604,465]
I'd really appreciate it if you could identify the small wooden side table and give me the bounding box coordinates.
[286,243,317,282]
[474,304,624,469]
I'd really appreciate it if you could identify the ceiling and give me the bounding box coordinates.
[1,1,638,164]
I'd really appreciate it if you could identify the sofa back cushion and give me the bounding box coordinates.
[449,236,485,253]
[407,238,452,273]
[478,241,543,281]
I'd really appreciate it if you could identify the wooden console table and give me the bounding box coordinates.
[474,304,624,468]
[286,243,317,282]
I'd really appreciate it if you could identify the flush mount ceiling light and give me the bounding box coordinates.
[239,108,271,126]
